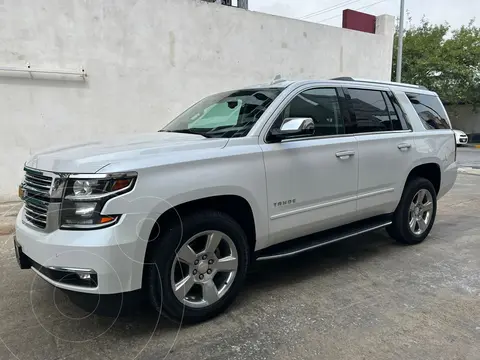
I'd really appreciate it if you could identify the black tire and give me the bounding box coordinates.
[387,177,437,245]
[145,210,250,324]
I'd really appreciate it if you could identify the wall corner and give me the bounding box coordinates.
[375,14,395,38]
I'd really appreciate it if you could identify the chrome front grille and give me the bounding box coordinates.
[23,171,53,196]
[22,169,54,230]
[24,198,49,229]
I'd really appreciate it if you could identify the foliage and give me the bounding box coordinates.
[392,17,480,110]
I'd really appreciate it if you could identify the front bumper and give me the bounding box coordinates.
[14,208,147,294]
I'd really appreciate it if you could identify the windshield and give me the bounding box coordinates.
[161,88,283,138]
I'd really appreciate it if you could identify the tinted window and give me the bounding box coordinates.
[406,93,451,129]
[277,88,344,136]
[347,89,392,133]
[387,92,412,130]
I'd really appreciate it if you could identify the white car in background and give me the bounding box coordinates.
[453,129,469,146]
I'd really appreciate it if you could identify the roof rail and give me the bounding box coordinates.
[330,77,428,90]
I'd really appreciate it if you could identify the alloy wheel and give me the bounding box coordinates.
[408,189,434,235]
[170,230,239,308]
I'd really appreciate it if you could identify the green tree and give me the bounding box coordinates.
[392,17,480,110]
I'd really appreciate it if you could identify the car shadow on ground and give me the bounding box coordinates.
[37,229,398,339]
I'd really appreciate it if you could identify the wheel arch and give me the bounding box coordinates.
[404,162,441,195]
[148,194,256,246]
[138,188,262,265]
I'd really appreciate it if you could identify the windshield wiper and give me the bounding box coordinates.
[159,129,213,138]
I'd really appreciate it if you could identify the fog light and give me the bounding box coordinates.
[78,273,91,280]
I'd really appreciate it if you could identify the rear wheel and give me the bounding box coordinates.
[145,210,249,324]
[387,177,437,245]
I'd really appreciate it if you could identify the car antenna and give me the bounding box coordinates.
[270,74,284,84]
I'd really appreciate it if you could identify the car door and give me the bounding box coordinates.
[260,86,359,247]
[343,87,414,218]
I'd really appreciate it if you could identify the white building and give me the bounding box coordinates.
[0,0,394,200]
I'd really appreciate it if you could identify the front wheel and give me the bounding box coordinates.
[145,210,250,324]
[387,177,437,245]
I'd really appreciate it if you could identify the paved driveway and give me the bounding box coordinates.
[457,147,480,168]
[1,174,479,360]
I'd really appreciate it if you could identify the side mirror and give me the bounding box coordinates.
[270,117,315,141]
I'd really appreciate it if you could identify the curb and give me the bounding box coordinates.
[463,144,480,148]
[458,167,480,176]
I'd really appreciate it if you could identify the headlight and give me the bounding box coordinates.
[60,172,137,229]
[73,180,97,196]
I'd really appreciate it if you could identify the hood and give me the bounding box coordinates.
[25,132,228,173]
[453,129,466,136]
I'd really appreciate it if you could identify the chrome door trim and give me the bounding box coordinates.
[356,188,395,200]
[270,188,394,220]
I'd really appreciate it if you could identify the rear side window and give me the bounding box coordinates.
[406,93,451,129]
[346,89,392,133]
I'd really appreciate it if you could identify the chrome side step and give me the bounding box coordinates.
[255,215,392,261]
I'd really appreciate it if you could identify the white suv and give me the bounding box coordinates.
[14,77,458,323]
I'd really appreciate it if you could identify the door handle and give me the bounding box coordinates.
[397,143,412,150]
[335,150,355,160]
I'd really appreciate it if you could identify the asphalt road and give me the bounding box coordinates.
[1,173,480,360]
[457,147,480,168]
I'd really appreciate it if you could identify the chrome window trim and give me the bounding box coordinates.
[259,83,415,144]
[351,129,413,136]
[280,133,356,143]
[272,127,412,144]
